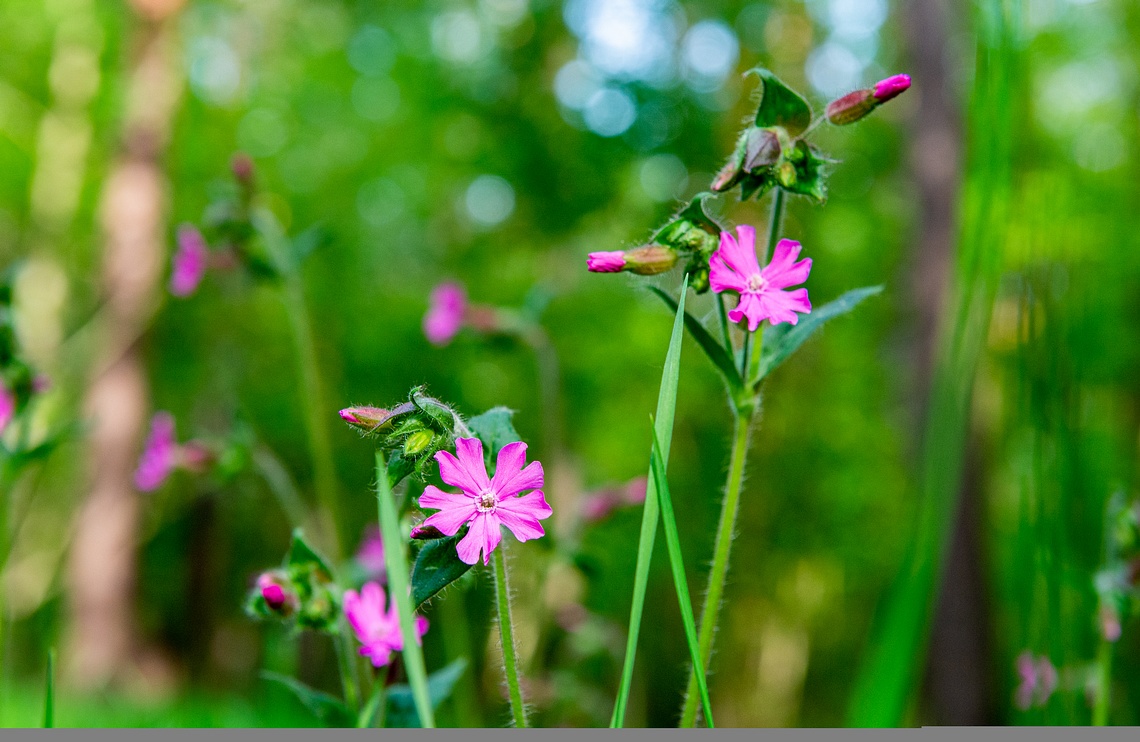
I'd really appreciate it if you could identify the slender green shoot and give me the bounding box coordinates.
[648,422,715,727]
[42,647,55,728]
[610,273,689,728]
[1093,639,1113,726]
[374,450,434,728]
[492,545,528,727]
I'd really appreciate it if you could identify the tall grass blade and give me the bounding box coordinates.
[648,423,715,727]
[846,0,1019,725]
[374,450,435,728]
[610,274,689,728]
[43,647,55,728]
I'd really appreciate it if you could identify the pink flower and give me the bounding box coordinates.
[0,383,14,435]
[587,251,626,273]
[419,437,552,565]
[581,477,648,523]
[709,226,812,331]
[873,74,911,102]
[356,526,386,580]
[343,581,429,668]
[135,412,178,491]
[1014,651,1058,711]
[256,572,295,613]
[170,225,209,297]
[423,282,468,346]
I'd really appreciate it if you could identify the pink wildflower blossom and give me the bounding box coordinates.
[423,282,468,346]
[0,383,13,435]
[356,526,387,580]
[135,412,178,491]
[1014,651,1058,711]
[343,581,429,668]
[170,225,209,297]
[586,251,626,273]
[709,226,812,331]
[419,437,552,565]
[581,477,648,523]
[873,73,912,102]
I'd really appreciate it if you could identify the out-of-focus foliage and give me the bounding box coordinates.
[2,0,1140,729]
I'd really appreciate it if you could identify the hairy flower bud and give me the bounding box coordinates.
[339,405,403,435]
[873,74,911,103]
[623,245,678,275]
[586,251,626,273]
[826,74,911,126]
[410,523,445,540]
[742,127,781,171]
[255,571,297,616]
[403,429,435,456]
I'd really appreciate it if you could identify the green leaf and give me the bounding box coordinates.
[411,535,474,611]
[652,192,723,244]
[747,68,812,137]
[648,287,744,399]
[375,450,435,727]
[611,274,689,728]
[285,528,335,580]
[291,223,328,264]
[754,286,883,386]
[383,658,468,728]
[42,648,55,729]
[466,406,521,461]
[778,141,830,203]
[262,672,352,727]
[648,425,714,727]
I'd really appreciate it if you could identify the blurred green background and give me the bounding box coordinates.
[2,0,1140,728]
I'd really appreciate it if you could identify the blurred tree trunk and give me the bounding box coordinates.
[64,0,184,690]
[903,0,996,725]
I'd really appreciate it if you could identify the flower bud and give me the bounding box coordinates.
[587,251,626,273]
[178,441,215,473]
[256,571,297,616]
[339,405,403,435]
[873,74,911,103]
[622,245,678,275]
[711,158,743,192]
[776,161,797,188]
[410,523,445,540]
[403,429,435,456]
[742,127,780,171]
[825,89,876,126]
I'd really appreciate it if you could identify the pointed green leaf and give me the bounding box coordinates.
[648,287,744,398]
[42,648,55,729]
[466,406,521,461]
[383,658,469,728]
[611,274,689,728]
[411,535,474,611]
[648,425,714,727]
[285,528,335,580]
[755,286,883,385]
[262,672,352,727]
[747,68,812,136]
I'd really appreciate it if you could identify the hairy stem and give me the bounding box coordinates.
[680,411,751,727]
[493,544,529,728]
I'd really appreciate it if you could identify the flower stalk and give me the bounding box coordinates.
[492,543,529,728]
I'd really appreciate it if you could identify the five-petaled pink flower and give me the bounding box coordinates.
[170,225,209,297]
[419,437,552,565]
[343,581,429,668]
[423,282,468,346]
[709,226,812,331]
[135,412,178,491]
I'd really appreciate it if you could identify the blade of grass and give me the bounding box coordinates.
[845,0,1018,725]
[374,450,434,728]
[43,648,55,728]
[648,422,714,727]
[610,274,690,728]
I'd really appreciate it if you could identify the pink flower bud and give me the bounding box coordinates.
[339,405,398,433]
[0,383,13,435]
[711,158,743,192]
[256,572,296,614]
[873,74,911,103]
[170,225,209,297]
[135,412,178,491]
[622,245,678,276]
[587,251,626,273]
[423,282,468,346]
[410,523,445,540]
[825,89,876,126]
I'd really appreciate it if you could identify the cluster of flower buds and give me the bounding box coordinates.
[246,550,341,633]
[587,192,722,292]
[825,74,911,126]
[339,387,463,479]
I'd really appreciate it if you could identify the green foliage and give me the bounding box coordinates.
[466,406,522,462]
[261,673,352,727]
[648,287,746,405]
[383,658,468,728]
[748,68,813,136]
[410,535,473,611]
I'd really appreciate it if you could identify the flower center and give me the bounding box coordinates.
[475,489,498,513]
[746,273,767,293]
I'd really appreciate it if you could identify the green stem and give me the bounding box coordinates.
[492,544,529,728]
[679,411,751,727]
[281,270,343,556]
[1094,639,1113,726]
[762,188,785,264]
[716,294,733,358]
[374,450,434,728]
[42,647,55,729]
[335,617,361,714]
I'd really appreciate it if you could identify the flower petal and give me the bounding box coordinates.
[420,486,477,536]
[496,491,552,542]
[435,438,491,494]
[761,239,812,289]
[756,287,811,326]
[709,250,748,294]
[716,228,761,278]
[728,293,765,332]
[455,513,501,565]
[490,441,544,496]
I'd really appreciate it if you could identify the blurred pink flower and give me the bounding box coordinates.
[0,383,13,435]
[586,251,626,273]
[170,225,209,297]
[1014,651,1057,711]
[423,282,468,346]
[419,437,552,565]
[135,412,178,491]
[581,477,648,523]
[343,581,428,668]
[710,226,812,331]
[356,526,386,580]
[256,572,295,613]
[873,73,911,102]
